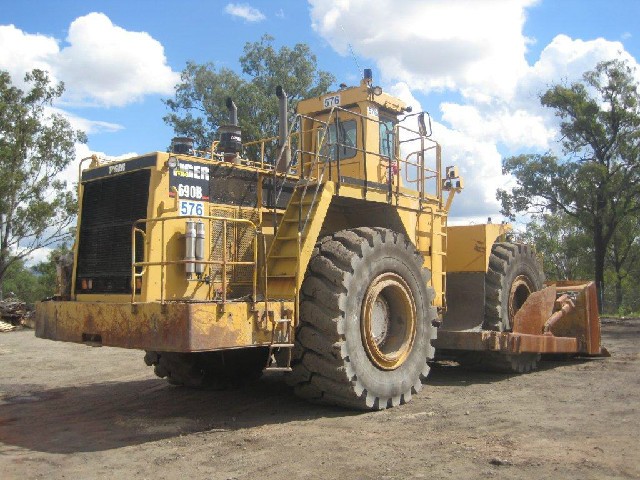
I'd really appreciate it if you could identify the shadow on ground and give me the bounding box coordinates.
[0,354,607,454]
[0,376,331,454]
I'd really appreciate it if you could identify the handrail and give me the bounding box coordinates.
[270,111,333,236]
[131,214,259,305]
[243,132,301,171]
[290,105,443,207]
[296,111,335,234]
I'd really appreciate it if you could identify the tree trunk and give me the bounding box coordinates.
[615,275,623,312]
[593,225,606,314]
[0,260,6,301]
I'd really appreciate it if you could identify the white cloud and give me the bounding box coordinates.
[55,13,178,106]
[440,103,554,151]
[49,107,123,135]
[24,246,53,267]
[0,25,59,86]
[0,13,178,107]
[224,3,266,22]
[309,0,537,101]
[525,34,640,90]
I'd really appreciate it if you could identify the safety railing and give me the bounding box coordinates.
[130,215,259,305]
[293,105,443,206]
[243,132,301,173]
[396,121,442,204]
[268,111,334,236]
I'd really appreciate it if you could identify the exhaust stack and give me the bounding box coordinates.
[218,97,242,163]
[275,86,290,173]
[227,97,238,126]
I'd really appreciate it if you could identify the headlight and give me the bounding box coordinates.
[167,156,178,169]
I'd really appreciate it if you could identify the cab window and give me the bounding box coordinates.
[324,119,357,161]
[379,117,396,159]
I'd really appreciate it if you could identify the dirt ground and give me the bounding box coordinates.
[0,318,638,480]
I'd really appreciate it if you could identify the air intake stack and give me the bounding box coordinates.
[170,137,194,155]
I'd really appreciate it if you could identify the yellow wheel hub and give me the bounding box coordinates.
[361,273,417,370]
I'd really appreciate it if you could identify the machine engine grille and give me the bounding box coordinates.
[76,169,151,293]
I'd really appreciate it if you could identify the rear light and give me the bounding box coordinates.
[135,277,142,291]
[80,278,93,290]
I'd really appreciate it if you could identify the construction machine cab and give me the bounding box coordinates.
[295,70,409,189]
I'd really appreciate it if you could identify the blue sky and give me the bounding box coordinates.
[1,0,639,228]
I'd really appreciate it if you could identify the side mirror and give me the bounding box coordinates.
[418,112,427,137]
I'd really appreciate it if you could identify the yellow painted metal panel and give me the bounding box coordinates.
[446,223,511,273]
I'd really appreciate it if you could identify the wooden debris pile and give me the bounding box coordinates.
[0,297,32,331]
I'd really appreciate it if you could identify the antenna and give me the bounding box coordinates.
[340,25,362,76]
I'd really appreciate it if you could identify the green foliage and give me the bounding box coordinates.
[522,213,592,281]
[0,69,85,293]
[606,214,640,312]
[3,261,49,305]
[163,35,335,159]
[1,244,70,305]
[498,60,640,309]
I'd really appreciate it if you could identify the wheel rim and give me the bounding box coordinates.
[507,274,535,326]
[361,273,417,370]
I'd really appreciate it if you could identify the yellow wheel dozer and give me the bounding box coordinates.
[35,70,607,410]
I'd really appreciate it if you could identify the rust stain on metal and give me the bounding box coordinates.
[543,294,575,335]
[434,281,606,357]
[505,332,579,354]
[35,300,292,353]
[512,285,556,335]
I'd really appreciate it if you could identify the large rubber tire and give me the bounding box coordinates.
[144,348,268,388]
[288,227,437,410]
[483,242,545,332]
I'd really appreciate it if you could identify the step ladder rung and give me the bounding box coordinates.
[263,367,293,372]
[290,200,315,206]
[269,343,295,348]
[296,180,318,187]
[268,254,298,259]
[275,235,300,241]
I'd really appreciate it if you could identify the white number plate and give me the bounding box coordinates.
[323,94,341,108]
[179,200,205,216]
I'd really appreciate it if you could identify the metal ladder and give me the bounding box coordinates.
[262,113,334,372]
[264,314,294,372]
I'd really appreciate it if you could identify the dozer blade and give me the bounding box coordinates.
[434,281,608,357]
[512,280,608,356]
